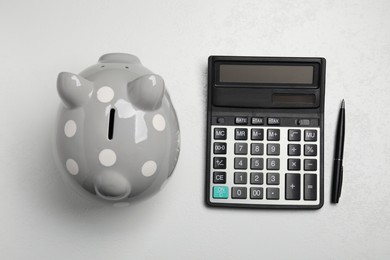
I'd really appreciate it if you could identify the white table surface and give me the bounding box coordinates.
[1,0,390,259]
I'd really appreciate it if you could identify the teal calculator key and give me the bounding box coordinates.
[213,186,229,199]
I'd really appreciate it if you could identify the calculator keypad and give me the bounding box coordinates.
[210,124,320,206]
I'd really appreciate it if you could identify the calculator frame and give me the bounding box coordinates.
[205,56,326,209]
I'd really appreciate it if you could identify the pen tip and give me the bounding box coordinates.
[341,99,345,108]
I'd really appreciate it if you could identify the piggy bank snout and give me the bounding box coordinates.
[94,171,131,201]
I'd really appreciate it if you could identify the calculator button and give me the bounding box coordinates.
[251,128,264,140]
[251,117,264,125]
[251,143,264,155]
[285,173,301,200]
[250,172,263,184]
[234,143,248,155]
[267,158,280,170]
[214,128,227,140]
[232,187,247,199]
[304,159,317,171]
[288,144,301,156]
[234,172,247,184]
[267,143,280,155]
[250,158,264,170]
[267,129,280,141]
[235,128,248,140]
[267,118,280,125]
[304,144,317,156]
[304,174,317,200]
[213,157,226,169]
[213,186,228,199]
[234,157,247,169]
[235,117,248,125]
[250,187,263,199]
[213,172,226,184]
[213,142,227,154]
[266,188,280,200]
[304,130,317,141]
[288,159,301,170]
[267,173,280,185]
[288,129,301,141]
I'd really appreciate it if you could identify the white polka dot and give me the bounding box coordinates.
[142,161,157,177]
[64,120,77,137]
[97,86,114,103]
[99,149,117,167]
[66,159,79,175]
[152,114,166,131]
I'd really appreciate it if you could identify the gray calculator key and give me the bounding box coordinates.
[250,187,263,199]
[267,129,280,141]
[251,117,264,125]
[304,130,317,141]
[266,188,280,200]
[251,128,264,140]
[267,158,280,170]
[250,172,263,184]
[213,142,227,154]
[304,174,317,200]
[267,118,280,125]
[214,128,227,140]
[288,129,301,141]
[213,172,226,184]
[234,157,247,169]
[234,143,248,155]
[234,172,247,184]
[232,187,247,199]
[251,143,264,155]
[304,144,317,156]
[213,157,226,169]
[285,173,301,200]
[288,144,301,156]
[267,143,280,155]
[235,128,248,140]
[235,117,248,125]
[267,173,280,185]
[304,159,317,171]
[288,159,301,170]
[250,158,264,170]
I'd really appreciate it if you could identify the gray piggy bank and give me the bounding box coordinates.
[54,53,180,205]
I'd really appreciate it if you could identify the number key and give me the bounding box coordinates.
[267,173,280,185]
[267,158,280,170]
[234,157,247,169]
[234,172,247,184]
[267,143,280,155]
[250,172,263,184]
[251,143,264,155]
[250,187,263,199]
[232,187,247,199]
[234,143,248,155]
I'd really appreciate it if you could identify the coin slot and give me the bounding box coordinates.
[108,108,115,140]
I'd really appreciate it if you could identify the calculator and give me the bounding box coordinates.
[206,56,326,209]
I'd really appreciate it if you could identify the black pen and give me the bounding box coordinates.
[331,100,345,203]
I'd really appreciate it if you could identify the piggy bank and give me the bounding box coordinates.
[54,53,180,205]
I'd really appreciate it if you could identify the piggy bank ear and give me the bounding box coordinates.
[57,72,94,109]
[127,74,165,110]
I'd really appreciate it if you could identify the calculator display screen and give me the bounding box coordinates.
[219,64,314,84]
